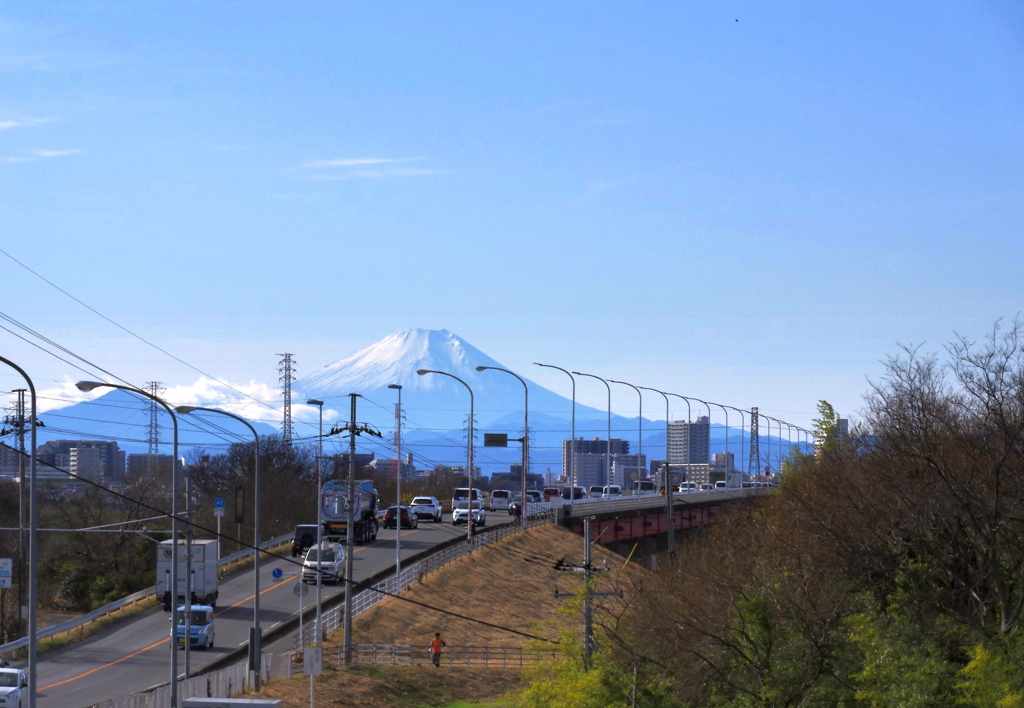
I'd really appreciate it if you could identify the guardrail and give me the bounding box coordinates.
[91,511,558,708]
[559,487,766,518]
[295,510,557,647]
[0,531,293,657]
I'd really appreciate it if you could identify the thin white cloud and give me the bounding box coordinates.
[306,167,448,181]
[33,149,84,157]
[0,117,51,130]
[1,157,33,163]
[36,376,336,431]
[299,157,425,169]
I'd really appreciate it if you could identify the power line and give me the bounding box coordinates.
[0,443,558,644]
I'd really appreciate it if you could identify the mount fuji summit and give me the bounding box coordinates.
[295,329,603,431]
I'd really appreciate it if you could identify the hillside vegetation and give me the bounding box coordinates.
[597,323,1024,707]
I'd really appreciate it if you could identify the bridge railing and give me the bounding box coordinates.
[559,487,766,517]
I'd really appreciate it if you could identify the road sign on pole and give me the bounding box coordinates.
[304,646,322,675]
[272,568,283,580]
[0,559,11,589]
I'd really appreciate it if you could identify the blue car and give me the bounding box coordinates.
[172,605,215,650]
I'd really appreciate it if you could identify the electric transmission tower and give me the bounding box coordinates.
[748,406,759,478]
[278,353,296,443]
[145,382,165,454]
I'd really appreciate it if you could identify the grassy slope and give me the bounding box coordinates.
[254,523,643,707]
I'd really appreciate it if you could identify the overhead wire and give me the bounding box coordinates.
[0,444,558,644]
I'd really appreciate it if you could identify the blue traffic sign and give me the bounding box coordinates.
[214,497,226,508]
[272,568,283,579]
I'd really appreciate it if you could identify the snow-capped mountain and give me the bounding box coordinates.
[295,328,605,429]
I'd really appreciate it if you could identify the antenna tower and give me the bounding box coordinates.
[145,382,165,454]
[278,353,296,443]
[748,406,759,477]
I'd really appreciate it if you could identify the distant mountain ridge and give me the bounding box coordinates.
[18,329,800,478]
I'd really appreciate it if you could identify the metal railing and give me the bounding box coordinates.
[295,510,556,648]
[560,487,765,517]
[89,511,557,708]
[93,648,292,708]
[0,531,292,657]
[348,644,559,668]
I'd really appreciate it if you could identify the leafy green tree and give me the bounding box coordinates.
[957,633,1024,708]
[811,400,840,454]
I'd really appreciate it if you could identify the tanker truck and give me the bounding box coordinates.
[321,479,379,545]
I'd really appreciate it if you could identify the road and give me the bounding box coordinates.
[20,516,485,708]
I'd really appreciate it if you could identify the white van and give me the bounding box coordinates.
[677,482,698,493]
[632,480,657,496]
[715,481,727,489]
[490,489,512,513]
[601,485,622,498]
[588,486,604,499]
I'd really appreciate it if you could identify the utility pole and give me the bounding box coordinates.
[5,390,28,637]
[748,407,759,480]
[278,354,296,443]
[344,393,357,665]
[553,516,619,670]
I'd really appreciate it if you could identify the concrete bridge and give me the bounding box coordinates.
[555,488,768,555]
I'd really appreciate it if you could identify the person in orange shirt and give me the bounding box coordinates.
[430,632,446,667]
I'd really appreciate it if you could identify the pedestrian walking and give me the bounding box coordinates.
[430,632,446,667]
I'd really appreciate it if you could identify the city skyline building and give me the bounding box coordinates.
[667,416,710,465]
[37,439,126,483]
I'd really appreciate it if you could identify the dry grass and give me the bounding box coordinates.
[254,523,645,707]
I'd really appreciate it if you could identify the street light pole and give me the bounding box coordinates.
[573,372,612,489]
[638,386,673,552]
[475,367,528,529]
[708,402,730,484]
[608,380,643,484]
[534,363,575,490]
[386,385,403,575]
[174,405,262,689]
[1,357,37,708]
[304,399,325,651]
[78,381,180,706]
[417,370,475,548]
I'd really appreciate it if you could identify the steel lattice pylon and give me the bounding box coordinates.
[278,353,296,442]
[748,406,759,477]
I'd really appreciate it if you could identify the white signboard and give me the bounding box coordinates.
[0,558,11,589]
[303,647,322,675]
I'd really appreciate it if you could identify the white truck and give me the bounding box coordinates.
[157,539,219,612]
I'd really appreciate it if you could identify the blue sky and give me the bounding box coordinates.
[2,1,1022,432]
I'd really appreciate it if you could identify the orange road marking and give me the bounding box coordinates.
[40,638,169,690]
[38,533,439,692]
[40,577,295,691]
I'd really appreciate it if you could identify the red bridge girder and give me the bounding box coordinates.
[571,505,723,544]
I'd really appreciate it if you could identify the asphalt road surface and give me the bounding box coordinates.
[19,515,488,708]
